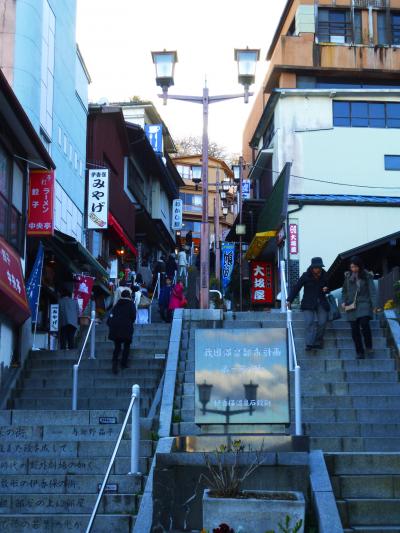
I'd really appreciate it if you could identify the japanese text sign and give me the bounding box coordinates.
[145,124,163,154]
[73,274,94,315]
[251,261,273,305]
[221,242,235,294]
[242,179,251,200]
[50,304,59,332]
[87,169,109,229]
[172,199,183,231]
[289,224,298,255]
[195,328,289,426]
[0,236,30,324]
[27,170,55,236]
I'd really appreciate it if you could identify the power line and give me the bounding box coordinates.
[247,163,400,191]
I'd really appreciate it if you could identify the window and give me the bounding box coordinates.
[40,0,55,139]
[69,144,73,161]
[385,155,400,170]
[58,126,62,146]
[92,230,103,258]
[63,134,67,154]
[378,11,400,45]
[0,145,24,252]
[176,165,191,180]
[179,192,202,212]
[333,101,400,128]
[74,151,78,170]
[318,9,359,44]
[79,160,83,177]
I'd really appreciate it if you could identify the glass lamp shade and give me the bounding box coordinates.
[232,165,241,183]
[152,50,178,88]
[222,207,229,216]
[244,380,258,403]
[220,191,227,200]
[198,381,213,405]
[222,180,231,192]
[234,48,260,87]
[191,165,202,184]
[236,224,246,235]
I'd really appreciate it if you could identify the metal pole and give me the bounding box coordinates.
[89,305,96,360]
[130,384,141,474]
[157,272,161,298]
[215,169,221,281]
[294,365,302,436]
[32,248,45,351]
[72,364,78,411]
[288,313,294,372]
[280,259,287,313]
[239,157,244,312]
[200,84,210,309]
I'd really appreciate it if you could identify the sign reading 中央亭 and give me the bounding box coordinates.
[145,124,163,154]
[87,169,109,230]
[242,179,251,200]
[27,170,55,236]
[195,328,289,426]
[172,199,183,230]
[289,223,298,255]
[251,261,273,305]
[221,242,235,294]
[49,304,59,332]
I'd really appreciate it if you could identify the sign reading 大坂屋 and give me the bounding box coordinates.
[195,328,289,426]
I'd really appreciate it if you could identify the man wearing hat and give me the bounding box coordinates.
[287,257,330,351]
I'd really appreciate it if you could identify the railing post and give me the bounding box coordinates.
[72,364,79,411]
[157,272,161,298]
[89,305,96,360]
[294,365,302,436]
[280,260,287,313]
[288,312,294,372]
[130,384,141,475]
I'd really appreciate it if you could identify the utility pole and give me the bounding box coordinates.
[214,168,221,281]
[239,156,244,312]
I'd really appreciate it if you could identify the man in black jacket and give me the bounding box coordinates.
[287,257,330,351]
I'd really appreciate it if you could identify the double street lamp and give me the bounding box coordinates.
[151,48,259,309]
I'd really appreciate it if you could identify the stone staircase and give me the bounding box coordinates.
[0,322,170,532]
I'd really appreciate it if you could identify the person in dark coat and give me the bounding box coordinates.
[341,256,378,359]
[107,289,136,374]
[158,276,173,322]
[166,254,177,280]
[59,288,80,350]
[287,257,330,351]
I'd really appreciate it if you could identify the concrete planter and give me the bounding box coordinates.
[202,489,305,533]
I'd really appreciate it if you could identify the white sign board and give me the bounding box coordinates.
[109,258,118,280]
[242,179,251,200]
[172,199,183,231]
[87,169,109,229]
[50,304,59,332]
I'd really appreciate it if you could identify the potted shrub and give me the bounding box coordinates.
[201,441,305,533]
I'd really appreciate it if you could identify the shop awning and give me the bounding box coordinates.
[0,237,30,324]
[108,213,138,256]
[245,231,277,261]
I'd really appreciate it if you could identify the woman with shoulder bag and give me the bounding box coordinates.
[341,256,379,359]
[107,289,136,374]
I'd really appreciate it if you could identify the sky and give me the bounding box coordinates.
[76,0,286,156]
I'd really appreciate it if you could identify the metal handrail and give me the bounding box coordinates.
[280,260,302,436]
[86,384,141,533]
[72,309,96,411]
[149,273,161,324]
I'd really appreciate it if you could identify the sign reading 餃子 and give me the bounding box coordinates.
[171,199,183,231]
[195,328,289,426]
[221,242,235,294]
[251,261,273,305]
[87,169,109,229]
[289,223,298,255]
[27,170,55,236]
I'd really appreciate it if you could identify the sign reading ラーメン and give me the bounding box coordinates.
[195,328,289,425]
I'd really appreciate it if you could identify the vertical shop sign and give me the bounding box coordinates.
[289,224,298,255]
[27,170,55,236]
[145,124,163,154]
[49,304,59,332]
[172,199,183,230]
[251,261,273,305]
[221,242,235,294]
[87,169,109,229]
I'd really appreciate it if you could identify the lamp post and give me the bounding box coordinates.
[198,380,259,424]
[233,157,245,311]
[214,168,221,281]
[151,48,259,309]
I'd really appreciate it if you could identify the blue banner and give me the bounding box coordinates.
[26,242,44,323]
[145,124,163,154]
[221,242,235,294]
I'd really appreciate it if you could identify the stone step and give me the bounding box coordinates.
[302,408,400,423]
[0,439,154,458]
[326,453,400,475]
[349,527,400,532]
[305,423,400,438]
[0,473,142,494]
[13,386,157,400]
[0,456,149,475]
[294,338,387,348]
[27,354,165,369]
[301,382,400,396]
[0,410,127,426]
[0,493,138,514]
[337,499,400,526]
[24,368,163,379]
[300,359,396,371]
[0,513,134,533]
[0,456,150,477]
[10,398,151,411]
[296,348,391,358]
[311,437,400,452]
[332,474,400,499]
[300,371,399,383]
[20,377,160,389]
[27,353,165,366]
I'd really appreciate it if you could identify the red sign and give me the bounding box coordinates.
[289,224,298,255]
[27,170,55,236]
[251,261,274,305]
[73,275,95,316]
[0,237,30,324]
